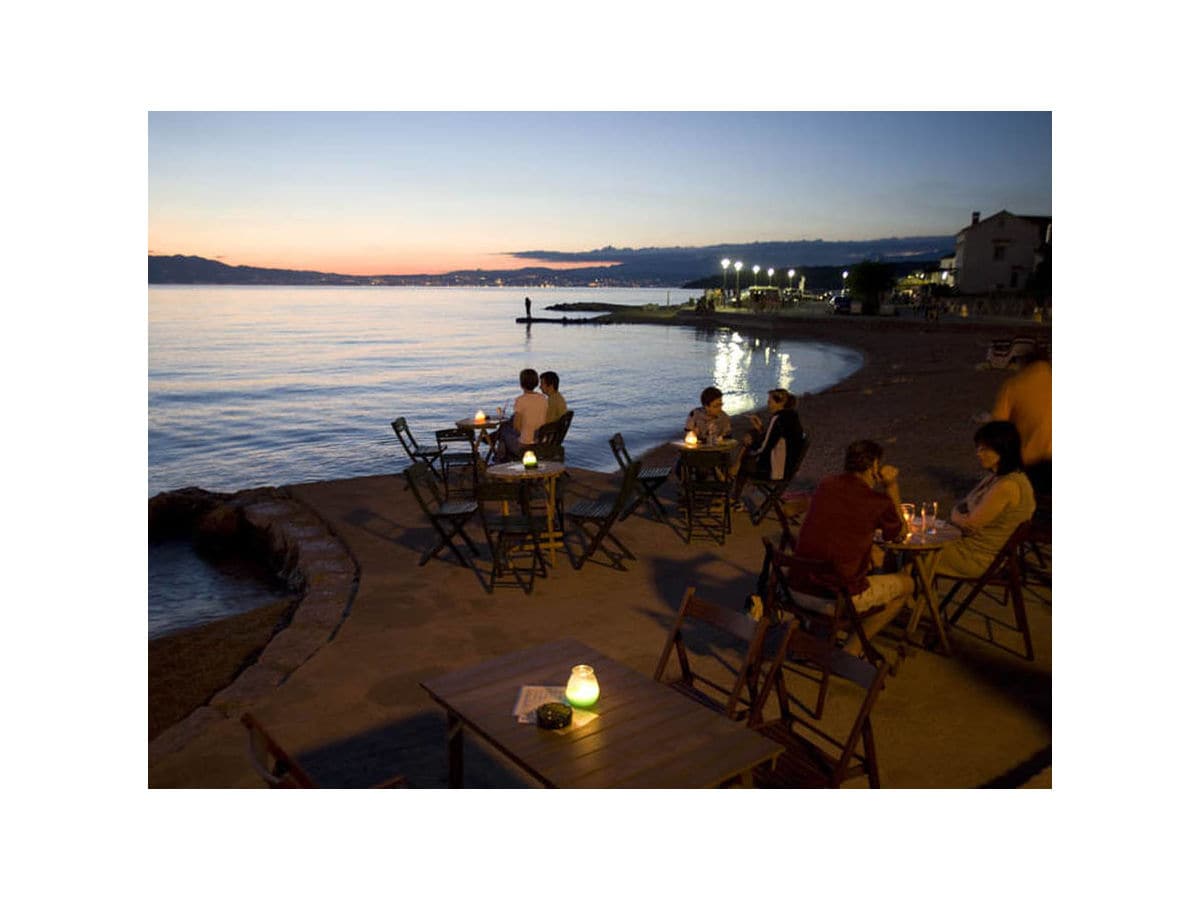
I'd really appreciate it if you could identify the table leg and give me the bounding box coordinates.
[905,554,952,654]
[447,713,464,788]
[545,476,557,566]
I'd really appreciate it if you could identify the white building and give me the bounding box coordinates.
[953,210,1051,294]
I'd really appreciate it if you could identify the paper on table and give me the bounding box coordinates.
[513,684,597,727]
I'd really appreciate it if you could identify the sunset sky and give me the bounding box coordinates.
[148,111,1051,276]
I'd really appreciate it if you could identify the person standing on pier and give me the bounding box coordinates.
[525,296,532,320]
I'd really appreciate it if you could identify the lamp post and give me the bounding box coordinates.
[752,264,761,287]
[721,258,730,298]
[767,267,775,287]
[842,269,848,295]
[787,268,795,292]
[734,260,743,301]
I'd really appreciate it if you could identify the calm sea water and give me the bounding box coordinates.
[148,286,862,496]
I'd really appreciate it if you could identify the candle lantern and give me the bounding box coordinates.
[474,410,486,424]
[522,450,538,469]
[684,431,698,447]
[565,664,600,708]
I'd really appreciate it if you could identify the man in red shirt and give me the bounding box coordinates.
[789,440,913,656]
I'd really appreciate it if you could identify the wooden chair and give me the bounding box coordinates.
[743,430,810,527]
[748,622,888,788]
[403,462,480,568]
[241,713,408,788]
[761,538,890,718]
[680,448,732,544]
[435,426,479,497]
[563,460,641,570]
[936,520,1036,660]
[529,410,574,463]
[609,432,672,523]
[476,479,546,593]
[391,416,444,470]
[1021,493,1052,590]
[653,587,772,721]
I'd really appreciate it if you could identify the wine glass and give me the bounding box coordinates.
[923,501,938,535]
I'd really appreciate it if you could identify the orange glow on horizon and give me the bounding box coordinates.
[148,246,621,277]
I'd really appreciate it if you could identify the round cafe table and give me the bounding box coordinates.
[486,461,567,566]
[456,415,504,464]
[876,521,962,655]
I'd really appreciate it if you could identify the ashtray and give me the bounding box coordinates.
[536,701,573,730]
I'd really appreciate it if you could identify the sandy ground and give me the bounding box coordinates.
[148,312,1051,788]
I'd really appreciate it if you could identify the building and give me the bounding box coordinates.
[953,210,1051,294]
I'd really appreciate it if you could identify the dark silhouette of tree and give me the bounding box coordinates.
[846,261,895,315]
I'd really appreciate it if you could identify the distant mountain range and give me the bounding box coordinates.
[149,236,956,287]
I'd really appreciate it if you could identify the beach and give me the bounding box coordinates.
[148,311,1051,788]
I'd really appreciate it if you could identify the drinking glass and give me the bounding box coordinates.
[900,503,915,537]
[923,501,938,535]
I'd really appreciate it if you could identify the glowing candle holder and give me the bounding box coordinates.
[522,450,538,469]
[684,431,698,447]
[474,410,486,424]
[565,664,599,708]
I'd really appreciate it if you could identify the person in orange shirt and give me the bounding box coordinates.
[992,349,1051,496]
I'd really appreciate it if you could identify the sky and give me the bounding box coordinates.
[148,111,1052,276]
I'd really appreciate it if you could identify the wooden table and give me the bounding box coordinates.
[455,415,504,464]
[420,638,783,788]
[877,522,963,654]
[486,461,567,566]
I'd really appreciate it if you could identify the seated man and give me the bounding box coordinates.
[539,370,567,424]
[684,385,732,444]
[489,368,548,462]
[786,439,914,656]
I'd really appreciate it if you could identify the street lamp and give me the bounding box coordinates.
[734,260,743,300]
[721,258,730,298]
[842,270,848,294]
[787,269,795,291]
[752,264,761,286]
[767,267,775,286]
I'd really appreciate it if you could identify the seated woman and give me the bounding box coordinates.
[731,388,805,504]
[936,420,1036,578]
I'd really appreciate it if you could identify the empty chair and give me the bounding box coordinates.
[241,713,408,788]
[937,520,1036,660]
[404,462,480,568]
[748,622,888,788]
[609,432,672,524]
[743,429,811,527]
[476,479,546,593]
[530,409,574,463]
[563,460,641,570]
[680,448,732,544]
[653,586,772,721]
[435,425,479,496]
[392,416,445,470]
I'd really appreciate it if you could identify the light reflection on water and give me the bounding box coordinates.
[149,286,862,495]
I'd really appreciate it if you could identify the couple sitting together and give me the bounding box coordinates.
[488,368,568,463]
[682,385,806,505]
[781,422,1035,656]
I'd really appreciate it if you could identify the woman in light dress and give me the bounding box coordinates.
[936,420,1036,578]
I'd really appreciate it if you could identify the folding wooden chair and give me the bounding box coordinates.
[609,432,672,523]
[476,479,546,593]
[435,426,479,497]
[1021,493,1052,590]
[403,462,480,568]
[563,460,641,570]
[680,449,732,545]
[391,416,444,470]
[760,538,890,718]
[241,713,408,789]
[936,520,1036,660]
[653,587,773,721]
[748,622,888,788]
[743,430,810,527]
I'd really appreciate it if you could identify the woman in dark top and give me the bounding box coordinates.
[732,388,806,503]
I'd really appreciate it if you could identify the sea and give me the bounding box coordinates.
[148,285,863,637]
